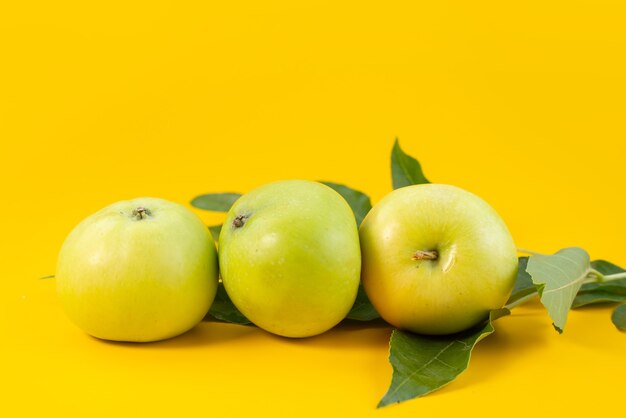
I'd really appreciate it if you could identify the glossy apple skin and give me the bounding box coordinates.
[218,180,361,338]
[56,198,218,342]
[360,184,518,335]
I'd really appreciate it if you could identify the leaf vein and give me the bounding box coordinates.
[386,340,456,398]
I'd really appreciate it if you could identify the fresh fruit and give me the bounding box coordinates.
[56,197,218,342]
[218,180,361,338]
[359,184,518,335]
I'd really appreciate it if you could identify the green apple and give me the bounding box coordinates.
[360,184,517,335]
[218,180,361,338]
[56,197,219,342]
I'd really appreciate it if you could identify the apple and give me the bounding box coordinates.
[360,184,518,335]
[218,180,361,338]
[56,197,219,342]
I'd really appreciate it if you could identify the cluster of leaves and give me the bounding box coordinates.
[191,140,626,408]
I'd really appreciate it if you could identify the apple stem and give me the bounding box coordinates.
[505,292,538,310]
[412,250,438,261]
[233,214,246,228]
[132,207,151,220]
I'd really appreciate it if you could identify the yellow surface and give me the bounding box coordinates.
[1,1,625,416]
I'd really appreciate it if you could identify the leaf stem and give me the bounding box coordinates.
[506,266,626,312]
[589,270,626,282]
[517,248,545,256]
[505,292,538,310]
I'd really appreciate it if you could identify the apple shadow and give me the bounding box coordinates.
[96,320,259,349]
[252,318,393,350]
[95,316,395,350]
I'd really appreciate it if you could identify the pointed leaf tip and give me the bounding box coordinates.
[391,139,430,189]
[378,310,507,407]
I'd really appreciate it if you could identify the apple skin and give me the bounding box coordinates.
[56,198,218,342]
[360,184,518,335]
[218,180,361,338]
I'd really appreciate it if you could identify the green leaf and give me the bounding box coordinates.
[191,193,241,212]
[573,260,626,308]
[378,309,509,407]
[506,257,536,306]
[590,259,626,276]
[207,284,251,325]
[611,304,626,331]
[321,182,372,226]
[573,288,626,308]
[208,224,222,242]
[391,139,430,189]
[526,247,591,333]
[346,284,380,321]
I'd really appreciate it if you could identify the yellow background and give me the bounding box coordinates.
[1,1,625,416]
